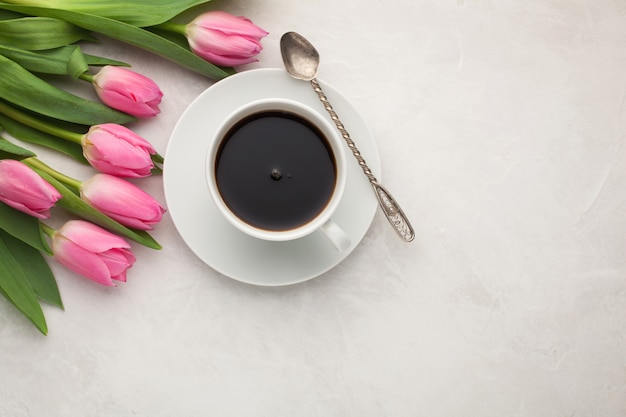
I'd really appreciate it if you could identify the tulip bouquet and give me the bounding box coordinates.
[0,0,268,334]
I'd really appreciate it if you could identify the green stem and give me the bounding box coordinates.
[153,21,187,35]
[40,222,55,238]
[23,157,82,190]
[0,101,85,144]
[78,72,95,83]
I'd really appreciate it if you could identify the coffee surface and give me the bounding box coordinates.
[215,111,337,231]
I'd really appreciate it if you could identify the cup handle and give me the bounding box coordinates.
[320,219,351,252]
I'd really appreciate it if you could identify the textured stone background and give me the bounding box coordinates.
[1,1,624,416]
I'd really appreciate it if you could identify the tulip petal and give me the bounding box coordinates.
[53,236,115,286]
[82,124,155,177]
[80,174,165,230]
[51,220,136,285]
[92,66,163,118]
[100,248,136,282]
[0,159,61,219]
[190,30,262,57]
[185,11,267,67]
[96,124,155,151]
[0,198,50,219]
[192,11,268,38]
[194,51,258,67]
[58,219,131,253]
[85,137,153,171]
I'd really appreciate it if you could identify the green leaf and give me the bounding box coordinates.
[0,201,52,254]
[0,16,89,50]
[0,135,36,159]
[0,228,62,308]
[0,98,89,135]
[32,169,162,250]
[0,54,135,125]
[0,9,23,19]
[0,0,212,27]
[84,53,130,67]
[146,27,190,49]
[0,44,88,78]
[0,4,232,80]
[66,45,88,78]
[151,152,164,164]
[0,230,48,335]
[150,153,164,174]
[0,113,88,163]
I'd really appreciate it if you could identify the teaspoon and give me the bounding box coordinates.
[280,31,415,242]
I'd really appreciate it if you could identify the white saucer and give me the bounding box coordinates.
[163,68,380,286]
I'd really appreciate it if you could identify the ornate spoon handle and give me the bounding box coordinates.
[310,79,415,242]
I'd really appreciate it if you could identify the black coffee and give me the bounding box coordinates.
[215,110,337,231]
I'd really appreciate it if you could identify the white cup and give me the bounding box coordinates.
[206,98,351,251]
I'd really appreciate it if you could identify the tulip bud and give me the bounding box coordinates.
[82,123,156,178]
[185,11,268,67]
[80,173,165,230]
[51,220,136,286]
[92,66,163,118]
[0,159,61,219]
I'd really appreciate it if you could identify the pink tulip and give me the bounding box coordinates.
[80,173,165,230]
[92,66,163,118]
[51,220,135,286]
[82,123,156,178]
[0,159,61,219]
[185,11,268,66]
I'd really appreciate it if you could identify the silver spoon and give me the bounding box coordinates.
[280,31,415,242]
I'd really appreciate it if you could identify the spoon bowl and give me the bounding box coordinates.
[280,32,320,81]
